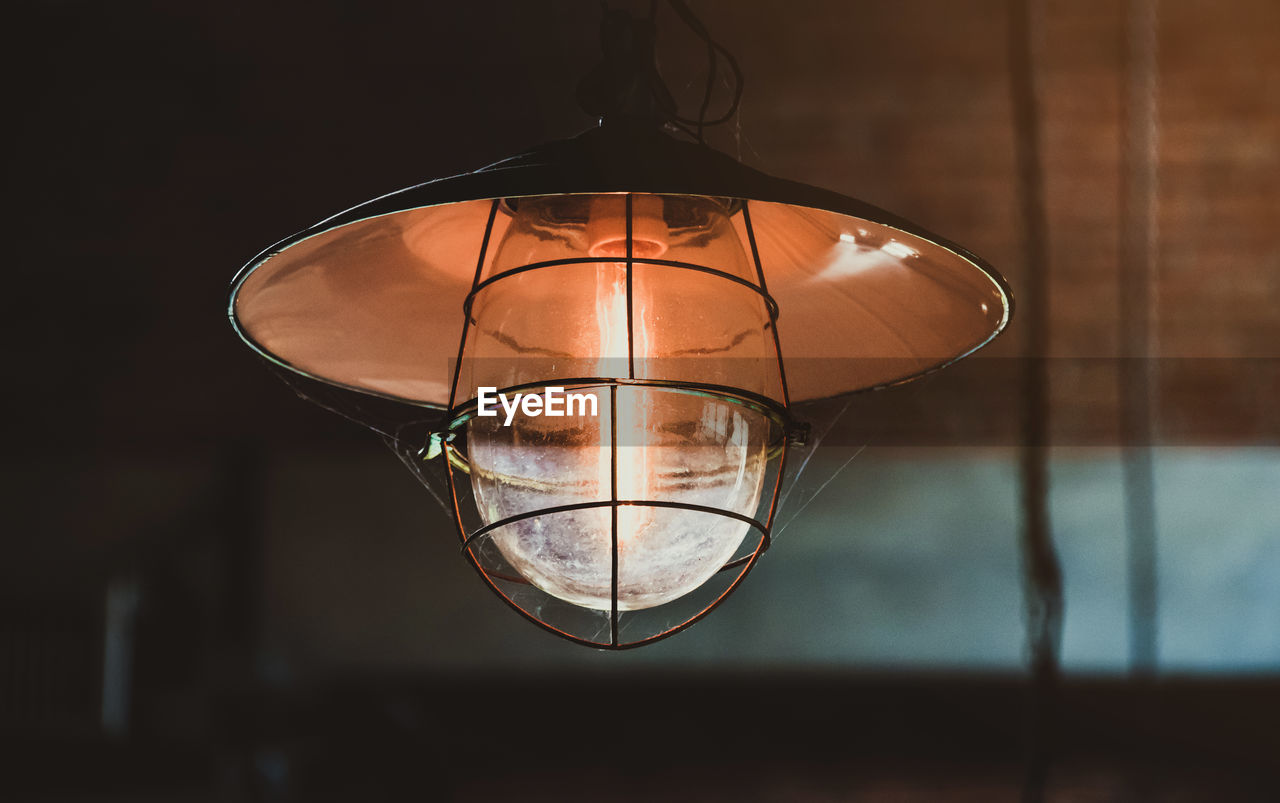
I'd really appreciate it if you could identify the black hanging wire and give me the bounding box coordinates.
[583,1,744,142]
[657,0,745,140]
[1008,0,1064,800]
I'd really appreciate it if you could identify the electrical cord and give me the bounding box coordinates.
[586,0,743,142]
[656,0,744,140]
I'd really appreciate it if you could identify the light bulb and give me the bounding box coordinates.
[462,193,778,610]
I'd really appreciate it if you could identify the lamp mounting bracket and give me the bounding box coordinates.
[576,8,672,127]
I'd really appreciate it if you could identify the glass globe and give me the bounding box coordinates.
[461,193,779,610]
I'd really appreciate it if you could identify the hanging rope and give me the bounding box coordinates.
[1008,0,1064,800]
[1120,0,1161,680]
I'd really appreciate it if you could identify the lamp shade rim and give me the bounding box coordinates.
[229,125,1013,423]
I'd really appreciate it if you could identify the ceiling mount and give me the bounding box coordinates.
[577,0,744,141]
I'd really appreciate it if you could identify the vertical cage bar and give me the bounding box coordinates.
[625,193,635,380]
[609,384,620,645]
[442,394,478,564]
[741,201,791,408]
[759,439,788,552]
[618,192,632,644]
[447,199,501,412]
[446,198,501,555]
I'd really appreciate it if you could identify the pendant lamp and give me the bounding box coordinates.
[228,3,1012,648]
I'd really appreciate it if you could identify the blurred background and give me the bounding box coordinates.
[4,0,1277,800]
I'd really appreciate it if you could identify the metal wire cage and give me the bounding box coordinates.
[228,123,1012,648]
[431,194,795,648]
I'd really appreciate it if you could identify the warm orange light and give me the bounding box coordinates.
[464,193,775,610]
[587,196,662,568]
